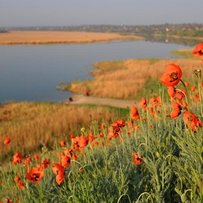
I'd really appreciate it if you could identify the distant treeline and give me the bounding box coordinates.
[0,29,9,33]
[1,23,203,45]
[1,23,203,36]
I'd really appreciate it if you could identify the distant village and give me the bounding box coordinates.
[1,23,203,46]
[0,23,202,36]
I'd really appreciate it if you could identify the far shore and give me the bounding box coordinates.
[0,31,143,45]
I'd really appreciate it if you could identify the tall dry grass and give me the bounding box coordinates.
[69,58,203,99]
[0,31,142,45]
[0,102,117,161]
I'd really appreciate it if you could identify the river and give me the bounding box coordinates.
[0,40,191,103]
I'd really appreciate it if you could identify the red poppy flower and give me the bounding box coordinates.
[170,102,182,119]
[52,163,65,185]
[167,86,176,98]
[14,176,25,190]
[61,154,71,168]
[184,81,189,87]
[56,173,64,185]
[149,96,162,107]
[160,64,182,87]
[130,106,140,120]
[24,156,32,166]
[12,152,23,165]
[60,140,66,147]
[192,42,203,57]
[175,89,186,101]
[3,137,11,145]
[34,153,40,161]
[183,111,200,131]
[133,152,143,165]
[16,180,25,190]
[52,163,64,174]
[139,98,147,110]
[26,167,44,182]
[114,119,125,128]
[41,159,50,169]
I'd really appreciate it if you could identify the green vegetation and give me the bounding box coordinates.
[171,49,194,58]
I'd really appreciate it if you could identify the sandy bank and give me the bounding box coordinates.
[66,94,136,108]
[0,31,143,45]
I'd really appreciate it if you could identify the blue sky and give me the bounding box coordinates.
[0,0,203,26]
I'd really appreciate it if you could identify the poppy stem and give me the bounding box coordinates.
[180,79,186,88]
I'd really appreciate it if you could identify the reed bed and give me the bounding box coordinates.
[0,31,142,45]
[68,58,203,99]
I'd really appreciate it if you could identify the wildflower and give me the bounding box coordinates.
[60,154,71,168]
[12,152,23,165]
[60,140,66,147]
[184,81,189,87]
[100,123,105,130]
[52,163,65,185]
[3,198,13,203]
[34,153,40,161]
[100,132,104,137]
[24,156,32,166]
[149,107,155,116]
[191,86,196,92]
[114,119,125,128]
[167,86,176,98]
[69,134,75,139]
[63,147,78,160]
[26,167,44,182]
[41,159,50,169]
[72,135,89,151]
[160,64,182,87]
[3,137,11,145]
[130,106,140,120]
[139,98,147,110]
[14,176,25,190]
[55,173,65,185]
[52,163,64,175]
[170,102,182,119]
[149,96,162,107]
[192,42,203,57]
[183,111,200,131]
[175,89,186,101]
[133,152,143,165]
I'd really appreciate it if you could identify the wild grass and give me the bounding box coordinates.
[66,58,203,99]
[0,102,126,162]
[0,31,143,45]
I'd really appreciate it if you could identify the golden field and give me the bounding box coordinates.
[68,58,203,99]
[0,102,123,162]
[0,31,142,45]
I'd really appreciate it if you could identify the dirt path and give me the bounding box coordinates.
[66,94,136,108]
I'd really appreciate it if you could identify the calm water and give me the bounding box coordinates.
[0,40,191,103]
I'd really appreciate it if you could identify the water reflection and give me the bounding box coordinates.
[144,35,201,46]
